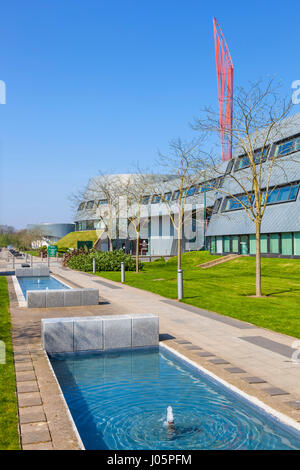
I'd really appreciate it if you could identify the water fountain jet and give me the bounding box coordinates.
[167,406,174,430]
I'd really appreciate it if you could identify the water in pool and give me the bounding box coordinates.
[17,276,70,298]
[50,347,300,450]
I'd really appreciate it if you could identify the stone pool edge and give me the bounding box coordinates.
[161,343,300,437]
[44,350,85,450]
[12,274,74,307]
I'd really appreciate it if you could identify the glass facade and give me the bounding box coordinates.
[209,232,300,257]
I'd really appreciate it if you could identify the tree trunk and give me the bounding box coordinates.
[255,220,262,297]
[136,232,139,273]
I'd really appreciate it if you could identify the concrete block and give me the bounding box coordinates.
[103,315,132,350]
[16,267,33,277]
[74,317,103,351]
[42,318,74,353]
[132,314,159,347]
[27,291,46,308]
[46,290,65,308]
[64,289,82,307]
[81,288,99,305]
[33,265,49,277]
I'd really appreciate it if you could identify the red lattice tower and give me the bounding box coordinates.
[213,17,233,162]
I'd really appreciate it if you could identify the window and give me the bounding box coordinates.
[184,186,197,197]
[260,234,268,253]
[217,176,225,188]
[159,215,162,236]
[212,198,222,213]
[232,236,239,253]
[142,195,150,205]
[225,159,234,174]
[86,220,94,229]
[224,236,230,252]
[98,199,108,206]
[281,233,293,255]
[163,192,172,202]
[274,135,300,157]
[152,194,161,204]
[263,182,299,205]
[223,194,253,212]
[199,180,216,192]
[172,190,180,200]
[234,147,269,171]
[170,214,174,236]
[86,201,94,209]
[78,202,85,211]
[270,234,280,254]
[294,232,300,256]
[210,237,216,253]
[249,235,256,254]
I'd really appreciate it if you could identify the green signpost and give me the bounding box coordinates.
[48,245,58,257]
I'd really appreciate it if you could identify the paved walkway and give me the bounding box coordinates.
[2,251,300,449]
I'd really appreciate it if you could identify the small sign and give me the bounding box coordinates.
[77,241,93,250]
[48,245,58,257]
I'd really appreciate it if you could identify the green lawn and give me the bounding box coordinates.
[0,277,20,450]
[95,251,300,339]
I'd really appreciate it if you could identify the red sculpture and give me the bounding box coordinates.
[213,17,233,162]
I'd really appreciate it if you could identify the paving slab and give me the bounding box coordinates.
[19,406,46,424]
[225,367,246,374]
[197,352,215,357]
[287,401,300,410]
[15,363,34,372]
[16,370,36,382]
[17,381,39,393]
[21,422,51,445]
[23,442,54,450]
[209,358,230,365]
[18,392,42,407]
[243,376,267,384]
[264,387,290,396]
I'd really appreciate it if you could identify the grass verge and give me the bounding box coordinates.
[0,277,20,450]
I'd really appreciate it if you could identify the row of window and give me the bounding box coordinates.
[233,133,300,172]
[78,199,108,211]
[209,232,300,256]
[221,181,300,212]
[78,177,225,211]
[77,133,300,212]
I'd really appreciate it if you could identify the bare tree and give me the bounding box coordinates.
[126,174,150,272]
[193,78,293,297]
[147,138,204,271]
[71,173,127,251]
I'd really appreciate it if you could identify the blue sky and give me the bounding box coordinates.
[0,0,299,228]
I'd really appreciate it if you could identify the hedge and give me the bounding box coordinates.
[65,250,143,272]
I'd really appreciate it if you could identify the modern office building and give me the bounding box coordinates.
[75,113,300,258]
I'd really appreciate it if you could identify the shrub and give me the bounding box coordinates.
[64,249,143,272]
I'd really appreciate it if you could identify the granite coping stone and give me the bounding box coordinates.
[42,314,159,353]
